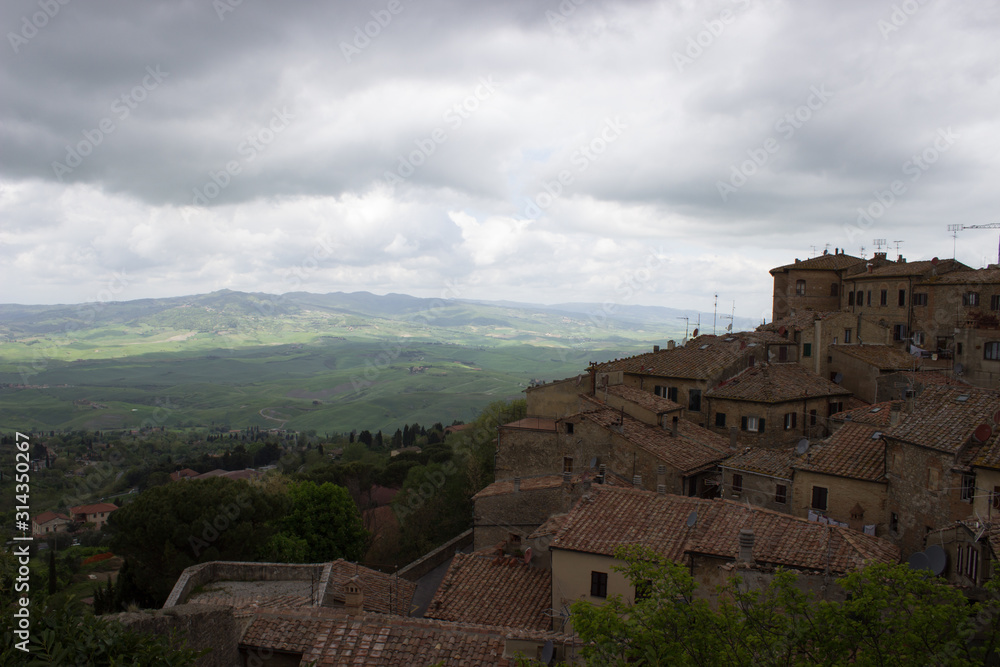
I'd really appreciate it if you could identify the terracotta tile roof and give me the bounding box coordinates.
[169,468,199,481]
[591,332,779,380]
[70,503,118,515]
[603,383,683,413]
[499,417,557,432]
[529,513,569,540]
[240,608,574,666]
[886,385,1000,455]
[473,474,567,500]
[33,510,69,525]
[832,401,902,426]
[894,370,968,388]
[425,553,552,631]
[850,258,969,279]
[721,447,797,480]
[326,560,416,616]
[916,267,1000,285]
[794,423,886,482]
[551,486,899,574]
[706,363,851,403]
[831,344,919,370]
[579,397,732,473]
[770,253,864,273]
[758,311,843,333]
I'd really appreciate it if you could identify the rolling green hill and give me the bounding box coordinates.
[0,290,715,433]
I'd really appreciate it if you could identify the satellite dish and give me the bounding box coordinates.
[925,545,947,576]
[974,424,993,444]
[795,438,810,455]
[907,551,931,572]
[692,328,699,338]
[833,373,843,384]
[931,256,939,265]
[778,325,787,336]
[686,511,698,527]
[523,547,533,564]
[540,640,555,665]
[956,363,965,375]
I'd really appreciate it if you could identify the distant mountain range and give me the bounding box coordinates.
[0,289,759,338]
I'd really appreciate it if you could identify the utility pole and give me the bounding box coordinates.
[713,294,718,335]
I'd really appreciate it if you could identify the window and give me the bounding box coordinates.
[775,484,787,504]
[590,571,608,598]
[715,412,726,428]
[856,290,863,306]
[957,342,964,355]
[880,289,888,306]
[892,324,907,341]
[913,292,928,306]
[784,412,797,430]
[985,342,1000,361]
[957,545,965,575]
[848,291,855,306]
[912,331,925,346]
[830,283,839,297]
[867,290,872,306]
[742,416,764,432]
[688,389,702,412]
[968,547,980,582]
[828,401,843,416]
[890,512,899,532]
[803,343,812,357]
[732,474,743,493]
[667,387,678,402]
[964,292,980,307]
[654,385,665,397]
[961,474,976,502]
[809,410,817,426]
[898,289,906,306]
[992,295,1000,311]
[795,280,806,296]
[811,486,828,511]
[844,328,852,344]
[565,422,574,435]
[563,457,573,474]
[778,345,788,362]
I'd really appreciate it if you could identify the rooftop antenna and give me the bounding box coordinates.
[824,243,831,253]
[677,316,689,342]
[946,223,1000,264]
[720,302,735,333]
[713,294,718,335]
[873,239,888,253]
[860,245,866,259]
[810,245,818,258]
[893,240,904,258]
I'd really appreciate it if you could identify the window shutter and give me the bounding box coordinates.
[758,418,765,433]
[741,416,748,431]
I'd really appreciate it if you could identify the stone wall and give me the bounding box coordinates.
[396,528,474,581]
[474,479,586,553]
[791,470,888,535]
[114,603,240,667]
[495,426,561,479]
[719,467,792,514]
[706,396,835,449]
[164,562,327,608]
[526,375,594,419]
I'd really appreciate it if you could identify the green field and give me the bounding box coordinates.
[0,290,684,433]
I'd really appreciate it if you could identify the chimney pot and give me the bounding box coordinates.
[657,484,666,495]
[738,528,755,564]
[653,345,660,353]
[344,576,364,616]
[598,464,606,484]
[632,475,642,487]
[667,340,676,350]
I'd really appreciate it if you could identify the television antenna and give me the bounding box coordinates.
[720,301,735,333]
[947,223,1000,264]
[677,316,689,341]
[893,240,904,257]
[873,239,888,253]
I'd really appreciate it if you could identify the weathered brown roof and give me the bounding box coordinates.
[499,418,557,432]
[794,423,887,482]
[240,608,573,666]
[473,474,571,500]
[70,503,118,515]
[832,401,902,426]
[887,385,1000,455]
[758,311,843,334]
[849,258,969,279]
[591,332,779,380]
[579,396,732,473]
[425,553,552,632]
[550,486,899,573]
[33,510,69,525]
[770,253,864,274]
[706,364,851,403]
[721,447,797,480]
[604,383,683,413]
[831,344,919,371]
[917,267,1000,286]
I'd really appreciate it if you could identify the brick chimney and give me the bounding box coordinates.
[344,576,364,616]
[667,340,676,350]
[738,529,755,564]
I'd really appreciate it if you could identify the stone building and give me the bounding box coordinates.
[718,447,796,513]
[828,344,923,403]
[705,363,852,448]
[769,250,865,321]
[883,384,1000,556]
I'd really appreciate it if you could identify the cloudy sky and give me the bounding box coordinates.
[2,0,999,322]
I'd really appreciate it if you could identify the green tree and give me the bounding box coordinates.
[274,481,368,563]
